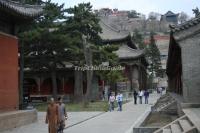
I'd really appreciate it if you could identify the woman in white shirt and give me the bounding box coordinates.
[138,90,143,104]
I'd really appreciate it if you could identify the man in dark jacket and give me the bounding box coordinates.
[133,90,138,104]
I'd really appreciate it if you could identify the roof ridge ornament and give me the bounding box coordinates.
[170,16,200,33]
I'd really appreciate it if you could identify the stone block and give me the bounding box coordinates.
[0,110,37,132]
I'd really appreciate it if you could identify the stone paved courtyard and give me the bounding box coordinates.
[1,93,160,133]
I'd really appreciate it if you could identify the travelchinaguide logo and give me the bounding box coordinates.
[74,65,125,71]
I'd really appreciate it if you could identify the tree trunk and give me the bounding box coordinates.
[84,69,93,103]
[82,35,93,106]
[74,70,83,102]
[51,69,57,99]
[110,82,116,95]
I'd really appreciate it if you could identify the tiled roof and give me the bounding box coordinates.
[0,0,43,18]
[115,45,145,59]
[99,19,129,41]
[169,15,200,33]
[164,11,177,16]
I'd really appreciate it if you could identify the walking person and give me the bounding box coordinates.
[144,90,149,104]
[138,90,143,104]
[57,97,67,133]
[45,98,59,133]
[109,92,115,111]
[133,90,138,104]
[116,92,123,111]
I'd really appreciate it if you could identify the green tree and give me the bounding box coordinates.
[146,32,162,77]
[132,29,145,49]
[95,45,124,93]
[64,2,102,105]
[128,10,140,18]
[18,1,123,104]
[19,0,71,99]
[192,7,200,17]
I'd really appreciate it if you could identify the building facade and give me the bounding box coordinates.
[100,19,148,91]
[167,15,200,103]
[0,0,42,110]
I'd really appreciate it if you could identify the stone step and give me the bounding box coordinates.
[163,128,172,133]
[171,123,182,133]
[156,100,176,111]
[179,119,193,132]
[153,114,199,133]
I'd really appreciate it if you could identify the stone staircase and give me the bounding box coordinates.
[152,94,176,112]
[153,115,199,133]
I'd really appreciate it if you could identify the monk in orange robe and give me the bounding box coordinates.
[45,98,59,133]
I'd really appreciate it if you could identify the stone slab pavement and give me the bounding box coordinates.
[1,92,160,133]
[64,93,160,133]
[1,112,103,133]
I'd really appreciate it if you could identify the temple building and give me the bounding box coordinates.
[160,11,179,24]
[22,11,148,103]
[0,0,43,131]
[145,14,200,133]
[0,0,43,111]
[167,15,200,103]
[100,19,148,91]
[115,45,147,90]
[160,11,179,32]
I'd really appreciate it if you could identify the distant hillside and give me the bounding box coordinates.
[96,8,181,33]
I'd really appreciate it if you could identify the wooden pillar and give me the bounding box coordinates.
[38,77,41,94]
[62,77,65,94]
[36,77,41,95]
[129,65,133,91]
[19,41,24,109]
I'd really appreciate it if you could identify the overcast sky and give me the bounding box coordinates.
[51,0,199,17]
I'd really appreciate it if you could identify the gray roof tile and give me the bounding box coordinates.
[170,15,200,33]
[0,0,43,18]
[115,45,144,59]
[99,19,129,41]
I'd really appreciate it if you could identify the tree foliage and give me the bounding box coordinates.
[132,29,145,49]
[18,0,72,99]
[146,32,162,77]
[18,1,123,101]
[65,3,102,44]
[192,7,200,17]
[128,10,140,18]
[65,2,123,87]
[95,45,123,83]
